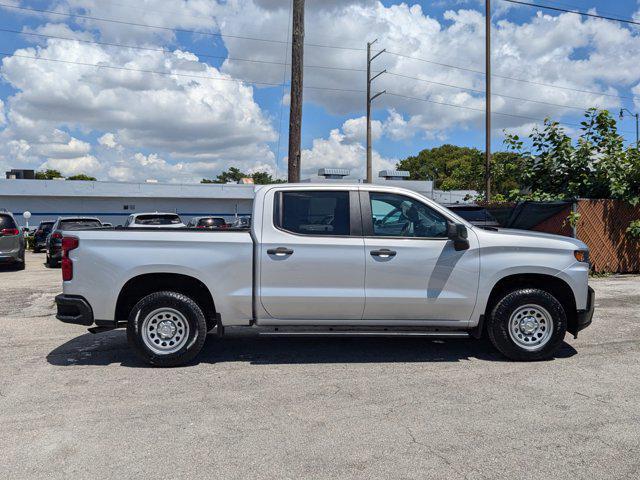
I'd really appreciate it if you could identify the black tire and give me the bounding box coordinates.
[127,291,207,367]
[46,254,57,268]
[487,288,567,361]
[15,258,25,271]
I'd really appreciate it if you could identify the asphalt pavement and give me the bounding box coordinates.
[2,252,639,479]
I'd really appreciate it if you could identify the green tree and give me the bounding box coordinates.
[504,108,639,204]
[396,144,522,196]
[201,167,284,185]
[35,169,63,180]
[67,173,97,181]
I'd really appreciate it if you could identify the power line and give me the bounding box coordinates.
[0,49,366,95]
[1,50,635,135]
[0,49,621,122]
[528,0,632,20]
[0,2,366,52]
[0,26,618,112]
[0,27,369,73]
[384,49,639,102]
[384,91,635,134]
[501,0,640,26]
[385,71,594,111]
[3,2,637,102]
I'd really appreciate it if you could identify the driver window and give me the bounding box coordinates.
[370,192,448,238]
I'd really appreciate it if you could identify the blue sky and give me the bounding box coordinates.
[0,0,639,182]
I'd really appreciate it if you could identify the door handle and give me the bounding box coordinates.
[267,247,294,256]
[370,249,396,258]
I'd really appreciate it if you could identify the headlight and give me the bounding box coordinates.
[574,250,589,263]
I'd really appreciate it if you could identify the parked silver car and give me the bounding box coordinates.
[0,211,26,270]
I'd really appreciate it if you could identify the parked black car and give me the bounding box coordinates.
[46,217,102,267]
[33,221,54,253]
[187,216,228,229]
[445,205,501,229]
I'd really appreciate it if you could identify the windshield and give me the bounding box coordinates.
[39,222,54,232]
[135,214,182,225]
[59,219,102,230]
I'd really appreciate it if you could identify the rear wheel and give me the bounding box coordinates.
[127,291,207,367]
[14,257,25,271]
[46,254,57,268]
[487,288,567,361]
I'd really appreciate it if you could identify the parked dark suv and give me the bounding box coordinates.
[0,211,26,270]
[33,221,54,253]
[445,204,501,229]
[46,217,102,267]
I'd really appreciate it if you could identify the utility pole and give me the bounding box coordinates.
[366,40,386,183]
[484,0,492,201]
[620,108,639,148]
[287,0,304,183]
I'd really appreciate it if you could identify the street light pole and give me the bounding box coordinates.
[620,108,640,148]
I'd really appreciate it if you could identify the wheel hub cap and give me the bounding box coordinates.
[157,320,177,339]
[140,308,190,355]
[519,316,539,335]
[508,304,554,352]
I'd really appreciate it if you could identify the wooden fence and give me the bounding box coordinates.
[532,200,640,273]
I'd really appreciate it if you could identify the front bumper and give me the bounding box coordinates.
[571,286,595,337]
[55,294,94,326]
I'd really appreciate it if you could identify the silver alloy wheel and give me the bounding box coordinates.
[508,304,554,351]
[141,307,190,355]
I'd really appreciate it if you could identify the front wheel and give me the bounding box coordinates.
[487,288,567,361]
[127,291,208,367]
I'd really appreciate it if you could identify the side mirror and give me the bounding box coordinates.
[447,221,469,251]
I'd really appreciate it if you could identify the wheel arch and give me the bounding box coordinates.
[485,273,577,334]
[115,273,216,323]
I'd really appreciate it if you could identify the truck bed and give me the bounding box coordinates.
[63,228,255,325]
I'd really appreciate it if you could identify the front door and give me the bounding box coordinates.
[362,190,480,322]
[259,188,365,320]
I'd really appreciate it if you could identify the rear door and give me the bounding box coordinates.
[258,187,365,320]
[361,189,480,322]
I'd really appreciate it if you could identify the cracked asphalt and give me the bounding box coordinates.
[2,252,640,479]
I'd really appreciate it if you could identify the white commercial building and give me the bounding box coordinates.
[0,173,476,227]
[0,179,255,227]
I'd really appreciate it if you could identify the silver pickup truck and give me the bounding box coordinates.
[55,184,594,366]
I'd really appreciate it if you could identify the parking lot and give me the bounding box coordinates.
[1,251,639,479]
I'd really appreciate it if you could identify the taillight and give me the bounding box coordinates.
[61,236,79,281]
[52,232,63,240]
[1,228,20,236]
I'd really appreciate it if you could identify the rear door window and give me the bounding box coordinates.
[275,191,350,236]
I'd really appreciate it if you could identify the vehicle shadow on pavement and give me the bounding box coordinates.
[46,330,578,368]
